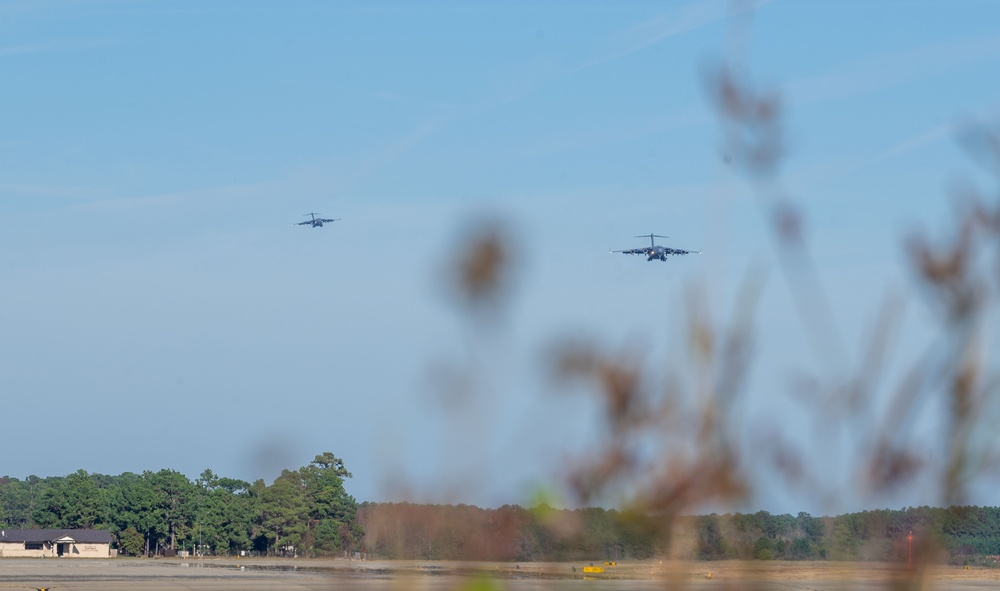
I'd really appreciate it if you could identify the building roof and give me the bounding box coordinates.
[0,529,113,544]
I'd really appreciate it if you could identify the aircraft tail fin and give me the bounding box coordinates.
[634,233,668,248]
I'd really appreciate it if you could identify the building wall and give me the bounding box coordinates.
[0,541,111,558]
[0,541,50,557]
[68,543,111,558]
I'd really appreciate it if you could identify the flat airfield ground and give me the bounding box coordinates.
[1,558,999,590]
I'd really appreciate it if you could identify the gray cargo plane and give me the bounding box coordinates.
[296,212,340,228]
[611,233,701,261]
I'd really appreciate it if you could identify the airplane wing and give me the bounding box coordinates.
[664,248,701,256]
[296,220,314,225]
[611,248,648,255]
[318,218,339,224]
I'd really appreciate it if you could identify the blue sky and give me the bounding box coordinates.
[2,0,999,516]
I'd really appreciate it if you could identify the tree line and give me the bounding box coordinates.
[5,454,1000,564]
[0,452,361,557]
[359,503,1000,564]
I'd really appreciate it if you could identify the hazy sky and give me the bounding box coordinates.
[2,0,999,516]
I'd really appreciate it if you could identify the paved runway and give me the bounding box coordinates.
[0,559,997,591]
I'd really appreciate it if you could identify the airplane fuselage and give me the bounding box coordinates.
[645,245,693,261]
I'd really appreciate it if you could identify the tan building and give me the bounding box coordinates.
[0,529,113,558]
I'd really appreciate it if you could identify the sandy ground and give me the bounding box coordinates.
[0,558,998,590]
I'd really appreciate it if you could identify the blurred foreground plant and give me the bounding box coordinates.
[422,13,1000,591]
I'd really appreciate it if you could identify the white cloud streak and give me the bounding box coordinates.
[0,38,117,57]
[0,183,102,200]
[574,0,776,73]
[787,35,1000,107]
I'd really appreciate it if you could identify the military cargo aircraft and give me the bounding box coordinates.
[296,213,340,228]
[611,233,701,261]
